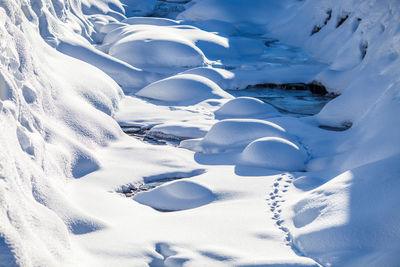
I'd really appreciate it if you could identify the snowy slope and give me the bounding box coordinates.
[180,0,400,265]
[0,0,125,265]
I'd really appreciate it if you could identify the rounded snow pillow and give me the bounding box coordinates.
[240,137,307,171]
[133,181,215,211]
[180,67,233,88]
[195,119,288,153]
[109,31,206,68]
[214,97,278,118]
[136,74,233,105]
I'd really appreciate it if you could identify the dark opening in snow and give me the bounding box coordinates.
[227,83,336,117]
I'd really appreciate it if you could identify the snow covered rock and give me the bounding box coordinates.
[181,119,289,153]
[179,67,234,88]
[133,180,215,211]
[108,28,207,69]
[214,97,278,119]
[103,23,231,68]
[239,137,307,171]
[136,74,233,105]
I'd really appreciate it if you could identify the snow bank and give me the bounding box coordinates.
[181,119,289,153]
[134,180,216,211]
[136,74,233,105]
[0,0,124,265]
[240,137,307,171]
[291,155,400,266]
[214,97,278,119]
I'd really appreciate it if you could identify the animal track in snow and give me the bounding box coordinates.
[266,173,295,247]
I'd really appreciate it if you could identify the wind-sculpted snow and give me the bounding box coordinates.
[0,0,123,265]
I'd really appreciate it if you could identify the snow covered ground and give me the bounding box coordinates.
[1,0,400,266]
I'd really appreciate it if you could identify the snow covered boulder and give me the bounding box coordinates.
[239,137,307,171]
[179,67,234,88]
[214,97,278,119]
[136,74,233,105]
[133,181,215,211]
[108,30,207,69]
[181,119,289,153]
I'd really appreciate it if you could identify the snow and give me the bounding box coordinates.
[179,67,234,89]
[214,97,278,119]
[108,29,208,69]
[239,137,308,171]
[290,155,400,266]
[1,0,400,266]
[181,119,290,153]
[133,180,216,211]
[136,73,233,105]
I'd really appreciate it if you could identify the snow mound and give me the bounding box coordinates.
[109,30,207,68]
[239,137,307,171]
[179,67,234,88]
[122,17,180,26]
[133,181,215,211]
[214,97,278,119]
[136,74,233,105]
[102,23,231,68]
[181,119,288,153]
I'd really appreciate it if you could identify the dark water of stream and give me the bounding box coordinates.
[226,86,335,117]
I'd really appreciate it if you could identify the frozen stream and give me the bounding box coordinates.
[117,33,334,144]
[91,7,332,266]
[227,86,334,117]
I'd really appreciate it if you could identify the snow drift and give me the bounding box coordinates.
[0,0,124,265]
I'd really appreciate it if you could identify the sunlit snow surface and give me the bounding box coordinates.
[1,0,400,266]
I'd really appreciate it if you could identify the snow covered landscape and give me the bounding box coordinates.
[1,0,400,266]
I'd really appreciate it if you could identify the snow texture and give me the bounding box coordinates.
[1,0,400,266]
